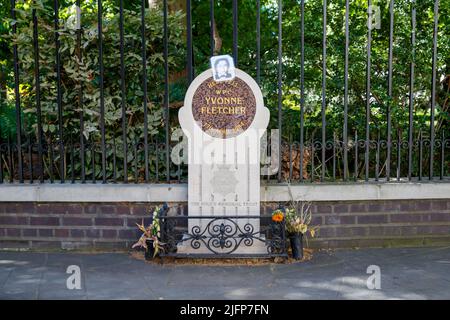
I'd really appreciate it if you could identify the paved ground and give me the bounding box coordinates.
[1,247,450,300]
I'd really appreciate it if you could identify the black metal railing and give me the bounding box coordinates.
[0,132,448,184]
[0,0,449,185]
[158,213,288,259]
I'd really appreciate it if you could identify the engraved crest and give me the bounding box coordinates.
[210,165,238,197]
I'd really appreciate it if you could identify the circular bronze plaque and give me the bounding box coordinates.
[192,77,257,139]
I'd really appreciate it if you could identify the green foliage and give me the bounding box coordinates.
[4,0,186,144]
[191,0,449,140]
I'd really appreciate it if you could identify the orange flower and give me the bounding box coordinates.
[272,210,284,223]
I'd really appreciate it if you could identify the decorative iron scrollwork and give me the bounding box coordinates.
[159,215,287,257]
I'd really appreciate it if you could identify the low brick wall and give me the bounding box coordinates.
[0,199,449,251]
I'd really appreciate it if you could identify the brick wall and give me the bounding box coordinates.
[1,199,449,250]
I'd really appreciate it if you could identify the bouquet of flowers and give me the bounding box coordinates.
[132,206,164,257]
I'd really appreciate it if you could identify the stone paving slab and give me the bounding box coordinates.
[0,247,449,300]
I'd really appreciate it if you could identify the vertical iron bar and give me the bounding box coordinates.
[387,0,394,181]
[76,0,85,184]
[7,138,13,183]
[440,130,444,180]
[134,141,138,183]
[32,3,44,183]
[209,0,214,56]
[11,0,23,183]
[365,0,372,182]
[419,130,423,181]
[343,0,349,181]
[232,0,238,65]
[408,0,416,181]
[277,0,282,182]
[375,131,380,181]
[164,0,170,182]
[91,143,95,183]
[119,0,128,183]
[430,0,439,180]
[54,0,64,183]
[299,0,305,182]
[98,0,106,183]
[70,140,75,183]
[310,133,314,183]
[397,131,401,181]
[141,0,149,182]
[321,0,327,182]
[155,140,159,182]
[113,138,117,182]
[354,131,358,181]
[27,136,33,184]
[256,0,261,84]
[332,132,336,181]
[0,146,3,183]
[186,0,193,83]
[49,139,54,183]
[288,140,292,181]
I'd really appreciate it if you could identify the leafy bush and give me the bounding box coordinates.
[5,0,186,147]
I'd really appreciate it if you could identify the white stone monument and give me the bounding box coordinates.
[178,67,269,254]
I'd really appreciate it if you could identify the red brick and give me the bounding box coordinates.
[66,205,83,214]
[357,215,388,224]
[48,205,68,214]
[367,204,383,212]
[86,229,100,238]
[118,229,139,239]
[367,227,384,236]
[6,228,21,237]
[429,212,450,222]
[416,201,431,211]
[39,229,53,237]
[311,216,323,225]
[0,216,28,225]
[335,227,353,237]
[317,227,336,238]
[324,216,341,225]
[399,202,416,212]
[333,204,350,213]
[390,214,422,223]
[429,225,450,234]
[349,204,367,213]
[30,217,59,226]
[431,200,448,211]
[62,217,92,226]
[55,229,70,238]
[351,227,367,236]
[98,205,116,214]
[314,205,332,214]
[102,229,117,238]
[23,229,38,237]
[383,226,402,236]
[20,203,36,213]
[95,218,124,226]
[84,205,98,214]
[36,204,51,214]
[382,202,399,212]
[70,229,84,238]
[401,226,418,236]
[132,205,147,215]
[3,203,19,213]
[116,205,131,215]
